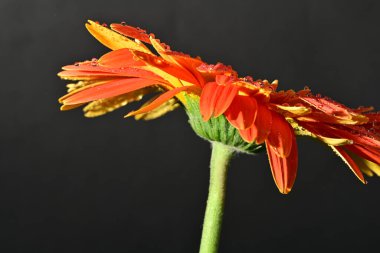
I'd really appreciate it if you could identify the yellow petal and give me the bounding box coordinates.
[86,20,152,54]
[134,97,179,120]
[346,149,380,177]
[83,87,157,118]
[150,37,183,68]
[276,104,312,116]
[60,103,85,111]
[317,136,353,146]
[136,65,185,88]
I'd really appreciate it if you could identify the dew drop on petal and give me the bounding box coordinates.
[91,58,98,66]
[102,23,107,27]
[121,21,126,26]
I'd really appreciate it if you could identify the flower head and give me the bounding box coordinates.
[59,20,380,194]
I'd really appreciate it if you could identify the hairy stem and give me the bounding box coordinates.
[199,142,234,253]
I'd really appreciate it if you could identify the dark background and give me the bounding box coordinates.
[1,0,380,252]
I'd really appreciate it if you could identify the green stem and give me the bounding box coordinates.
[199,142,234,253]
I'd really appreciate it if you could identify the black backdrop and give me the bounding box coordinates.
[1,0,380,252]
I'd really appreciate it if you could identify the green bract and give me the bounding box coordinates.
[185,95,265,154]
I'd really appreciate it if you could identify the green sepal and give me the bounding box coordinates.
[184,95,265,154]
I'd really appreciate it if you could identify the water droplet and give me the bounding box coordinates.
[121,21,126,26]
[91,58,98,66]
[102,23,107,27]
[74,62,80,66]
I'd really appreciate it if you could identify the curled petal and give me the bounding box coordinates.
[267,112,293,157]
[251,103,273,144]
[266,134,298,194]
[225,96,258,129]
[213,85,239,117]
[200,82,223,121]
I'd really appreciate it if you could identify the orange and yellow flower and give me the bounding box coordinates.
[59,20,380,194]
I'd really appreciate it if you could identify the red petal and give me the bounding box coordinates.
[199,82,223,121]
[344,144,380,165]
[110,23,152,44]
[133,51,198,84]
[225,96,258,129]
[126,86,192,117]
[332,146,367,184]
[215,75,236,85]
[239,125,258,143]
[300,96,351,118]
[267,112,293,157]
[213,85,239,117]
[266,134,298,194]
[167,53,205,87]
[251,103,273,144]
[61,78,160,105]
[98,48,145,68]
[58,68,162,81]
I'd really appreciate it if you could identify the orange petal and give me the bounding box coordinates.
[266,134,298,194]
[238,125,258,143]
[306,123,380,150]
[215,75,236,85]
[98,48,145,68]
[213,85,239,117]
[167,52,205,87]
[330,146,367,184]
[85,20,152,54]
[344,144,380,165]
[61,78,160,105]
[110,23,152,44]
[58,67,162,81]
[132,51,198,84]
[266,112,293,157]
[300,96,368,124]
[251,103,273,144]
[199,82,223,121]
[125,86,193,117]
[225,96,258,129]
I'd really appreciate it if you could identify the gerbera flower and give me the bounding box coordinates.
[59,20,380,193]
[58,20,380,253]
